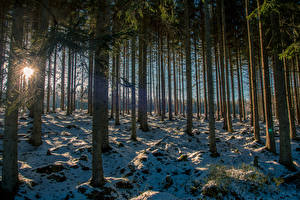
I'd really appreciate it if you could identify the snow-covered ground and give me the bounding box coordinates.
[0,111,299,199]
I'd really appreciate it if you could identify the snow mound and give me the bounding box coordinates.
[131,190,177,200]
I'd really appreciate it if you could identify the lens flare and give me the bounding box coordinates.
[23,67,34,79]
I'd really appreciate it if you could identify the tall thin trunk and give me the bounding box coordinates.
[52,45,57,112]
[272,13,293,169]
[202,37,208,120]
[47,56,51,113]
[61,47,65,111]
[284,59,296,140]
[131,37,137,140]
[115,51,120,125]
[257,0,275,152]
[215,45,220,120]
[221,0,233,132]
[229,48,235,118]
[236,47,242,122]
[194,36,200,119]
[160,33,166,120]
[292,58,300,124]
[2,1,23,193]
[67,48,72,115]
[173,47,177,116]
[245,0,259,141]
[91,0,109,187]
[204,0,218,156]
[167,36,172,120]
[184,0,193,135]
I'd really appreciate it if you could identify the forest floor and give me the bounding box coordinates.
[0,110,299,200]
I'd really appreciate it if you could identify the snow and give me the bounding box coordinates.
[0,111,299,199]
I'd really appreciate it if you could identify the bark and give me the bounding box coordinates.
[284,59,296,140]
[61,47,65,111]
[2,1,23,193]
[194,37,200,119]
[236,47,243,122]
[131,36,137,140]
[46,56,51,113]
[167,36,172,120]
[204,0,218,156]
[256,0,275,152]
[138,18,149,131]
[67,48,72,115]
[91,0,110,187]
[272,14,293,169]
[245,0,259,141]
[52,45,57,112]
[184,0,193,135]
[229,49,235,118]
[160,33,166,120]
[30,0,49,146]
[221,0,232,132]
[173,47,177,116]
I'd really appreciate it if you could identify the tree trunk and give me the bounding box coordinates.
[67,48,72,115]
[91,0,110,187]
[160,33,166,120]
[47,56,51,113]
[229,48,235,118]
[204,0,218,156]
[236,47,243,122]
[284,59,296,140]
[245,0,259,141]
[194,36,200,119]
[221,0,233,132]
[167,36,172,120]
[2,1,23,193]
[256,0,275,152]
[61,47,65,111]
[272,13,293,169]
[52,45,57,112]
[184,0,193,135]
[131,36,137,140]
[173,47,177,116]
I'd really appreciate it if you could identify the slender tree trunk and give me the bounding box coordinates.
[194,36,200,119]
[138,18,149,131]
[2,1,23,193]
[52,45,57,112]
[272,13,293,169]
[215,45,220,120]
[236,47,243,122]
[205,0,218,156]
[115,50,120,125]
[61,47,65,111]
[229,48,235,119]
[167,36,172,120]
[160,33,166,120]
[184,0,193,135]
[221,0,233,132]
[240,54,246,120]
[201,37,208,120]
[245,0,259,141]
[256,0,275,152]
[292,58,300,124]
[284,59,296,140]
[47,56,51,113]
[131,36,137,140]
[67,48,72,115]
[91,0,110,187]
[173,47,177,116]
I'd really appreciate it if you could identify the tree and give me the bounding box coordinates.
[2,0,23,194]
[184,0,193,135]
[131,36,137,140]
[91,0,110,187]
[204,0,219,157]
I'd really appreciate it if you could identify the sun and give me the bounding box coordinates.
[23,66,34,79]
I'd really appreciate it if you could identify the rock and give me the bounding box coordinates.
[164,175,173,189]
[46,150,52,156]
[47,173,67,182]
[177,154,188,161]
[115,180,133,189]
[202,181,226,198]
[66,124,79,129]
[152,150,164,157]
[80,155,88,161]
[36,164,65,174]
